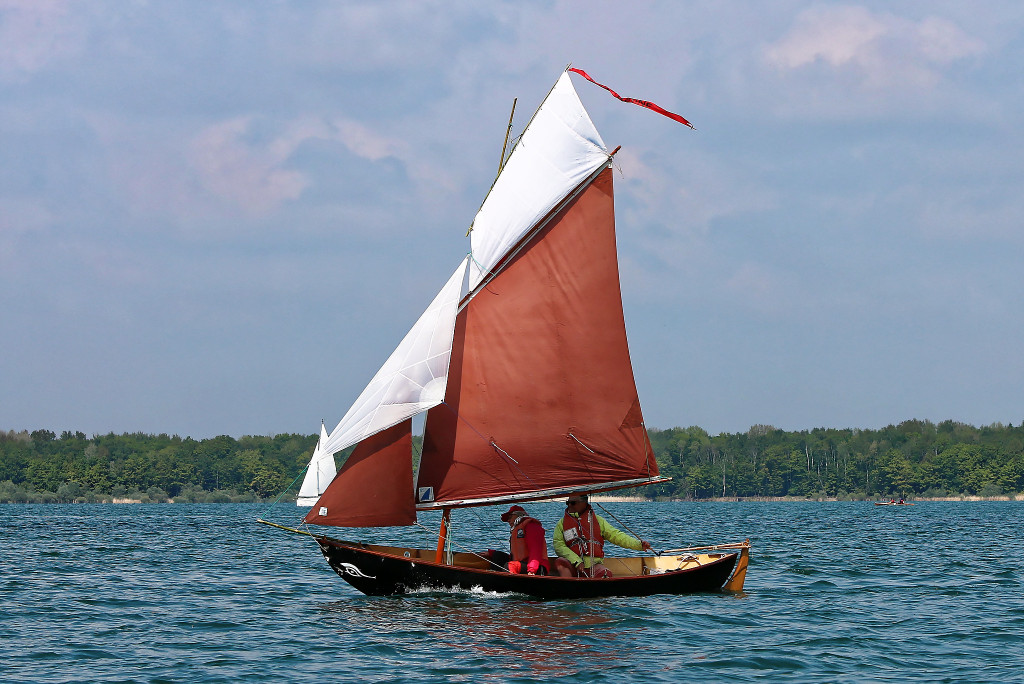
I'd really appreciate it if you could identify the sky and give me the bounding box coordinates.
[2,1,1023,439]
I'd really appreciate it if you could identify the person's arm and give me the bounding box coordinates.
[597,514,644,551]
[524,521,547,574]
[552,518,582,565]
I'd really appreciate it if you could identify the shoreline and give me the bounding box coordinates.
[582,494,1024,503]
[3,494,1023,505]
[665,494,1024,503]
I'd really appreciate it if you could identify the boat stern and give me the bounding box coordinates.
[722,539,751,592]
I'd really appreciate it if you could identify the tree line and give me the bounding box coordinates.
[0,430,317,503]
[644,419,1024,499]
[1,419,1022,503]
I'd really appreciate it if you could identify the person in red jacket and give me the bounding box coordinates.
[500,505,551,576]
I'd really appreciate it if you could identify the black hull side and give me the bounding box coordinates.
[316,538,738,599]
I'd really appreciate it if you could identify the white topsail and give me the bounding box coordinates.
[296,421,333,506]
[468,71,609,291]
[318,257,469,461]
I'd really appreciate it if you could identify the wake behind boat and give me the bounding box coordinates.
[261,68,750,598]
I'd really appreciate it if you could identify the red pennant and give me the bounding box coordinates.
[568,68,694,129]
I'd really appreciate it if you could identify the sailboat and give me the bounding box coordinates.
[262,69,750,598]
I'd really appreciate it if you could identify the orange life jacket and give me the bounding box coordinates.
[509,516,543,562]
[561,509,604,558]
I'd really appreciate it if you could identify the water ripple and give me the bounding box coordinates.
[2,501,1024,682]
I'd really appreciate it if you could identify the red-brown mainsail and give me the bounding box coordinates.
[417,168,658,505]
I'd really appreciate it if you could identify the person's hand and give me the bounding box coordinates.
[641,540,652,551]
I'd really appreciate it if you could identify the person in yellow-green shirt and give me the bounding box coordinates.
[553,494,651,578]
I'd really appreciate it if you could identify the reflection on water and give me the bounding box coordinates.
[319,594,633,678]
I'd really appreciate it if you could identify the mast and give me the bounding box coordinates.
[498,98,517,176]
[434,508,451,564]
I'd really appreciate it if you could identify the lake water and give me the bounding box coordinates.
[2,501,1022,682]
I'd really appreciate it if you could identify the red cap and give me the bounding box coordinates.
[500,505,526,522]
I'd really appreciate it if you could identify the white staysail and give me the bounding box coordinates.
[468,71,609,290]
[318,257,469,460]
[296,422,334,506]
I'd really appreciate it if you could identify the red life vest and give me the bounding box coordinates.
[561,509,605,558]
[508,515,543,562]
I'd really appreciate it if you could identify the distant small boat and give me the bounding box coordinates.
[875,501,915,506]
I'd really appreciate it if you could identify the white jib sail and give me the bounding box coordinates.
[318,257,468,460]
[296,421,333,506]
[468,70,609,290]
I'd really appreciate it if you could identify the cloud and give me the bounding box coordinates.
[912,183,1024,244]
[613,145,778,297]
[184,114,421,219]
[0,196,52,235]
[0,197,53,268]
[187,118,308,215]
[293,2,488,72]
[722,262,801,316]
[0,0,85,80]
[327,118,404,161]
[765,5,984,90]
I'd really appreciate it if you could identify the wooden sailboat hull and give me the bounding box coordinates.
[316,536,742,599]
